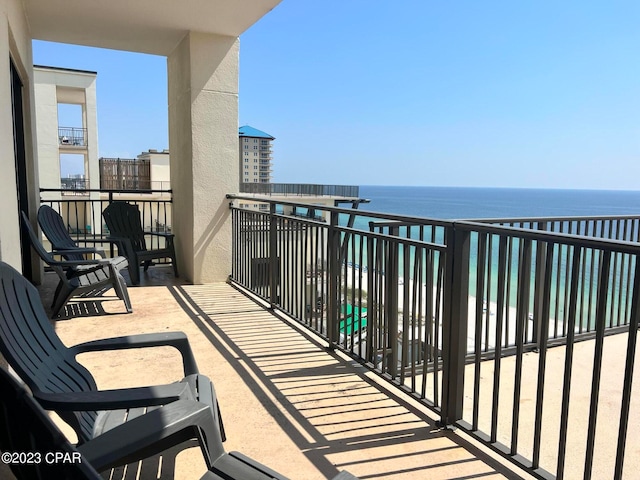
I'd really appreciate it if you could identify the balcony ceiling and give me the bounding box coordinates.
[24,0,282,55]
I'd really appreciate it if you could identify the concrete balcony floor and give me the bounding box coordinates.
[15,267,539,480]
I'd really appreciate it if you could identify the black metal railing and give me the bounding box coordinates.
[239,183,360,198]
[60,177,90,193]
[39,188,173,252]
[58,126,87,147]
[227,194,639,480]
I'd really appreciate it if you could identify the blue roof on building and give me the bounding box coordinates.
[239,125,274,140]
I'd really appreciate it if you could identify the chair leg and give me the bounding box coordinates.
[170,244,179,278]
[172,256,179,278]
[128,262,140,285]
[51,280,64,309]
[113,272,132,313]
[51,284,75,317]
[143,260,152,272]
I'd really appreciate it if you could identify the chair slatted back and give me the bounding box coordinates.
[21,211,58,265]
[38,205,86,262]
[103,202,147,252]
[22,212,81,288]
[0,261,99,442]
[0,367,102,479]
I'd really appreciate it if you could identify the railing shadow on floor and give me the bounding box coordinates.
[168,283,531,480]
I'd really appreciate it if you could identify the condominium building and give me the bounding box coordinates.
[239,125,274,184]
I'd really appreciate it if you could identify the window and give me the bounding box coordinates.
[244,138,248,143]
[254,139,257,143]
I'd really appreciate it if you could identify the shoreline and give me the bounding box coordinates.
[343,264,554,351]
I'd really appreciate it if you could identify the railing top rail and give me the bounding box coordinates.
[40,188,172,194]
[457,219,640,254]
[470,214,640,223]
[277,212,449,252]
[227,194,454,228]
[230,195,640,254]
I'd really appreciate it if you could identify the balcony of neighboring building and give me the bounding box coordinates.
[58,126,88,148]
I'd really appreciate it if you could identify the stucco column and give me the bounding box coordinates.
[168,32,239,283]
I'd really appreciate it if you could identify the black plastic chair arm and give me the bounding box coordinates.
[105,235,129,242]
[69,332,200,376]
[34,383,191,411]
[47,256,114,267]
[143,231,175,239]
[211,452,291,480]
[78,400,222,472]
[53,247,102,256]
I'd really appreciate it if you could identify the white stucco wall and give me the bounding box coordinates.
[33,81,61,191]
[34,67,99,194]
[168,32,239,283]
[138,150,171,187]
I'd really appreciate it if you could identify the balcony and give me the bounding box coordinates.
[59,177,90,195]
[22,266,528,480]
[25,192,640,479]
[58,126,87,147]
[225,196,640,480]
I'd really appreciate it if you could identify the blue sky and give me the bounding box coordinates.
[34,1,639,189]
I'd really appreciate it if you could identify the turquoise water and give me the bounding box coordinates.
[358,186,640,220]
[334,187,640,326]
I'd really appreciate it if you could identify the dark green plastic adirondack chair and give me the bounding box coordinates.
[0,263,358,480]
[1,366,357,480]
[0,367,219,479]
[0,260,225,470]
[21,211,131,316]
[103,201,178,285]
[0,262,312,480]
[38,204,105,261]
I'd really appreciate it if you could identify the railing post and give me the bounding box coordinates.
[441,223,470,426]
[533,222,547,349]
[269,202,279,307]
[326,210,341,348]
[385,226,400,377]
[108,191,115,258]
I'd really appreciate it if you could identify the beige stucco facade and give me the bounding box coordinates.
[137,149,171,189]
[168,32,240,283]
[34,66,99,194]
[0,0,282,283]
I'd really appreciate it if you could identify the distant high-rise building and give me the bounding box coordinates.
[239,125,274,184]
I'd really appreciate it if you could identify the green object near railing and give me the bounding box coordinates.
[339,304,367,335]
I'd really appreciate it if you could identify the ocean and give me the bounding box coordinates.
[357,186,640,219]
[337,186,640,318]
